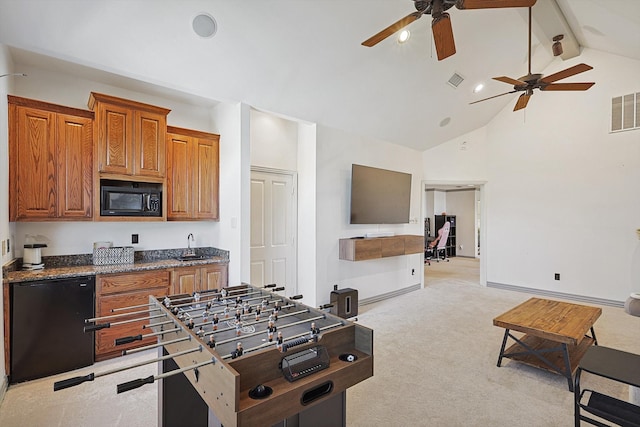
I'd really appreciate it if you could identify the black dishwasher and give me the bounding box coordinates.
[11,276,95,383]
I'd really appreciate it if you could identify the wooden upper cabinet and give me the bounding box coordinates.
[9,96,93,221]
[89,92,169,180]
[166,126,220,221]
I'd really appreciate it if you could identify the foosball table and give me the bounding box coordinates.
[54,283,374,427]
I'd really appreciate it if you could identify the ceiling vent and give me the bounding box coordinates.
[611,92,640,132]
[447,73,465,88]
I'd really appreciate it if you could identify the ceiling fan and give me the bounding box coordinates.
[471,6,595,111]
[361,0,537,61]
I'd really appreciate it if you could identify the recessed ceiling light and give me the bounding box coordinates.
[473,83,484,93]
[193,13,217,38]
[440,117,451,127]
[398,30,410,44]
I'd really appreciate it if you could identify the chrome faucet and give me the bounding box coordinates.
[187,233,195,255]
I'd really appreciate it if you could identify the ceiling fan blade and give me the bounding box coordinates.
[494,76,528,86]
[455,0,536,10]
[513,93,531,111]
[541,82,595,91]
[540,63,593,84]
[469,90,518,105]
[362,13,421,47]
[432,13,456,60]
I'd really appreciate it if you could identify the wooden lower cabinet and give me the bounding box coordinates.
[172,264,228,295]
[95,270,170,361]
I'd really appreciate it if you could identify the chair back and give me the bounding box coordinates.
[436,222,450,250]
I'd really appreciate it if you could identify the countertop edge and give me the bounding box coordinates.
[3,257,229,284]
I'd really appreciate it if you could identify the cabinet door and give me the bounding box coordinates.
[96,102,133,175]
[134,110,166,178]
[193,136,219,220]
[56,114,93,219]
[11,106,57,220]
[166,133,193,220]
[172,267,199,295]
[200,264,228,291]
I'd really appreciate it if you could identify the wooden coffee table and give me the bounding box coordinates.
[493,297,602,391]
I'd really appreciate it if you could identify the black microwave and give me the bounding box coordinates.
[100,185,162,217]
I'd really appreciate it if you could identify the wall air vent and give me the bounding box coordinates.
[611,92,640,132]
[447,73,465,88]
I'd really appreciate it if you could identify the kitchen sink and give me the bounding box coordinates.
[175,255,208,261]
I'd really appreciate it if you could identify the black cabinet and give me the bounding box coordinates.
[434,215,456,257]
[10,276,95,383]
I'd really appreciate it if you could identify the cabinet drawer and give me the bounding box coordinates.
[98,270,170,295]
[96,286,169,359]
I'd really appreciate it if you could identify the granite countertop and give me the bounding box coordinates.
[3,247,229,284]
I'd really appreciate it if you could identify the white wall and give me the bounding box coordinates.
[315,125,424,305]
[250,109,298,171]
[424,48,640,302]
[444,191,476,258]
[0,43,14,394]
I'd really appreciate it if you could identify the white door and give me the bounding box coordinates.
[250,169,297,295]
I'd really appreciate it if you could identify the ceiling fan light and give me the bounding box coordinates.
[473,83,484,93]
[398,30,411,44]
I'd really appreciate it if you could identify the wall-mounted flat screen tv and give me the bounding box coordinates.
[350,164,412,224]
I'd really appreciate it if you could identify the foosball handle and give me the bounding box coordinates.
[264,283,277,288]
[84,323,110,332]
[117,375,155,393]
[53,373,95,391]
[290,295,303,300]
[273,287,285,292]
[115,334,142,345]
[319,304,334,310]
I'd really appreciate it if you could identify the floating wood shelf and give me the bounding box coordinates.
[339,235,424,261]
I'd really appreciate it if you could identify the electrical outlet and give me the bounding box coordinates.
[132,234,139,244]
[555,273,560,280]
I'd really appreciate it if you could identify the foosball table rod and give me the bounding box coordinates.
[115,326,182,346]
[84,313,168,332]
[53,346,203,391]
[117,357,217,394]
[122,335,192,356]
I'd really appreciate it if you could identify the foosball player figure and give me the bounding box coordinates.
[310,322,320,339]
[193,292,201,303]
[207,335,216,349]
[236,321,243,336]
[276,332,284,351]
[197,326,205,337]
[271,308,278,322]
[187,318,195,329]
[268,312,275,323]
[212,313,219,330]
[163,296,172,308]
[255,306,261,321]
[235,309,242,322]
[273,301,281,312]
[243,301,252,315]
[232,342,244,359]
[221,288,227,299]
[223,306,229,319]
[202,310,209,322]
[267,321,277,342]
[261,299,268,310]
[236,296,242,306]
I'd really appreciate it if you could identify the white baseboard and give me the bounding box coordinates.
[487,282,624,308]
[360,284,421,306]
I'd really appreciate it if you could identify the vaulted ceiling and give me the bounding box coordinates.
[1,0,639,151]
